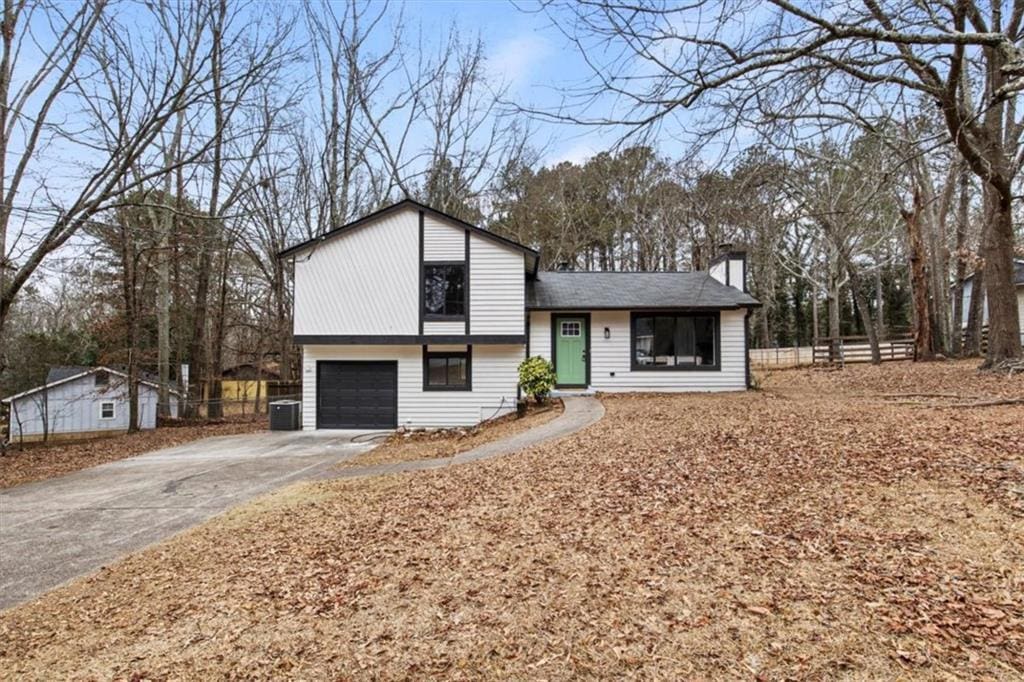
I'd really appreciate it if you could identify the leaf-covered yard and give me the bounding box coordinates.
[1,361,1021,679]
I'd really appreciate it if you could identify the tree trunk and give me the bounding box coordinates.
[979,186,1021,366]
[874,268,886,340]
[951,164,969,356]
[902,189,933,361]
[965,270,985,356]
[848,263,881,364]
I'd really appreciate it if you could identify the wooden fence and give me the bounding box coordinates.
[748,346,815,368]
[812,334,916,366]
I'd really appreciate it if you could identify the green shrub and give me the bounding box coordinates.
[518,356,556,403]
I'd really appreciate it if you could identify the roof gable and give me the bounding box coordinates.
[2,366,178,404]
[278,199,539,264]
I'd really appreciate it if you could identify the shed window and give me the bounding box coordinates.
[423,348,471,390]
[632,314,718,369]
[99,401,116,420]
[423,263,465,319]
[95,370,109,386]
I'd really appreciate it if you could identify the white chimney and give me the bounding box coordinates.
[708,243,747,292]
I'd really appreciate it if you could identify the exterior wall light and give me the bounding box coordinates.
[604,327,611,339]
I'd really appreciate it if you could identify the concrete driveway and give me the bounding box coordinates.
[0,429,382,610]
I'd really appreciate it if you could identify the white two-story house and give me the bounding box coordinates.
[279,199,760,430]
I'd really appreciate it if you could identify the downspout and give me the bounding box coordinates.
[745,308,752,389]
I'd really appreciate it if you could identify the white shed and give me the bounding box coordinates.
[2,366,179,443]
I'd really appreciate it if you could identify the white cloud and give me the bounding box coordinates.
[547,140,597,166]
[488,33,550,90]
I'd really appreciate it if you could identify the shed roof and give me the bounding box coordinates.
[3,366,177,404]
[526,271,760,310]
[963,258,1024,286]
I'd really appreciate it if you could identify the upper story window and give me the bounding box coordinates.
[95,370,109,386]
[423,262,465,319]
[632,313,719,370]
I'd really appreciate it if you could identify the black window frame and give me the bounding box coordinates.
[629,311,721,371]
[422,260,467,321]
[422,346,472,391]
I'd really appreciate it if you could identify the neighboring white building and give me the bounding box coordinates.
[279,199,760,430]
[2,366,179,443]
[958,258,1024,342]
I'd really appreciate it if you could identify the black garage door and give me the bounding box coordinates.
[317,361,398,429]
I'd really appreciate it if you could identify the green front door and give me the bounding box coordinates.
[554,316,587,386]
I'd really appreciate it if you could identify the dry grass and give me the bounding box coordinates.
[0,360,1022,679]
[0,417,264,490]
[340,400,564,469]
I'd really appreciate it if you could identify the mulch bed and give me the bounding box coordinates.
[0,360,1021,679]
[0,417,265,489]
[339,399,564,469]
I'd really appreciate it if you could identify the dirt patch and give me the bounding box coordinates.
[0,417,265,489]
[339,400,563,469]
[0,363,1021,679]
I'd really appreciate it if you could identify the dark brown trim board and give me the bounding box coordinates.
[464,229,471,335]
[295,334,526,345]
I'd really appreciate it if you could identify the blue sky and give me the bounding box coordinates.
[376,0,654,164]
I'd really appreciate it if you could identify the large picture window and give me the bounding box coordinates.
[423,348,472,390]
[631,313,718,370]
[423,262,465,319]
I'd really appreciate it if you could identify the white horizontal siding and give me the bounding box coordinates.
[529,309,747,392]
[528,311,551,359]
[301,344,524,429]
[424,320,466,335]
[423,216,465,261]
[470,236,524,335]
[293,207,418,335]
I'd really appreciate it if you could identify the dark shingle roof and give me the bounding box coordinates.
[527,271,760,309]
[964,258,1024,285]
[46,366,92,384]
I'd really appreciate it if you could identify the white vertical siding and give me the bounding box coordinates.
[529,309,747,392]
[709,261,726,286]
[1018,289,1024,339]
[470,236,524,335]
[293,207,419,336]
[423,216,465,261]
[728,259,745,290]
[7,375,163,439]
[301,344,524,429]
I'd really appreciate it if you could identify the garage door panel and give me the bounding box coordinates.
[317,361,397,429]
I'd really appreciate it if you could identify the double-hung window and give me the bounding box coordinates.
[423,263,466,319]
[632,313,719,370]
[99,401,116,420]
[423,348,471,390]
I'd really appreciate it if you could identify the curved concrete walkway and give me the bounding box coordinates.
[328,396,605,479]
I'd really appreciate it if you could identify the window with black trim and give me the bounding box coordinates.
[423,263,465,318]
[423,349,471,390]
[632,314,718,369]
